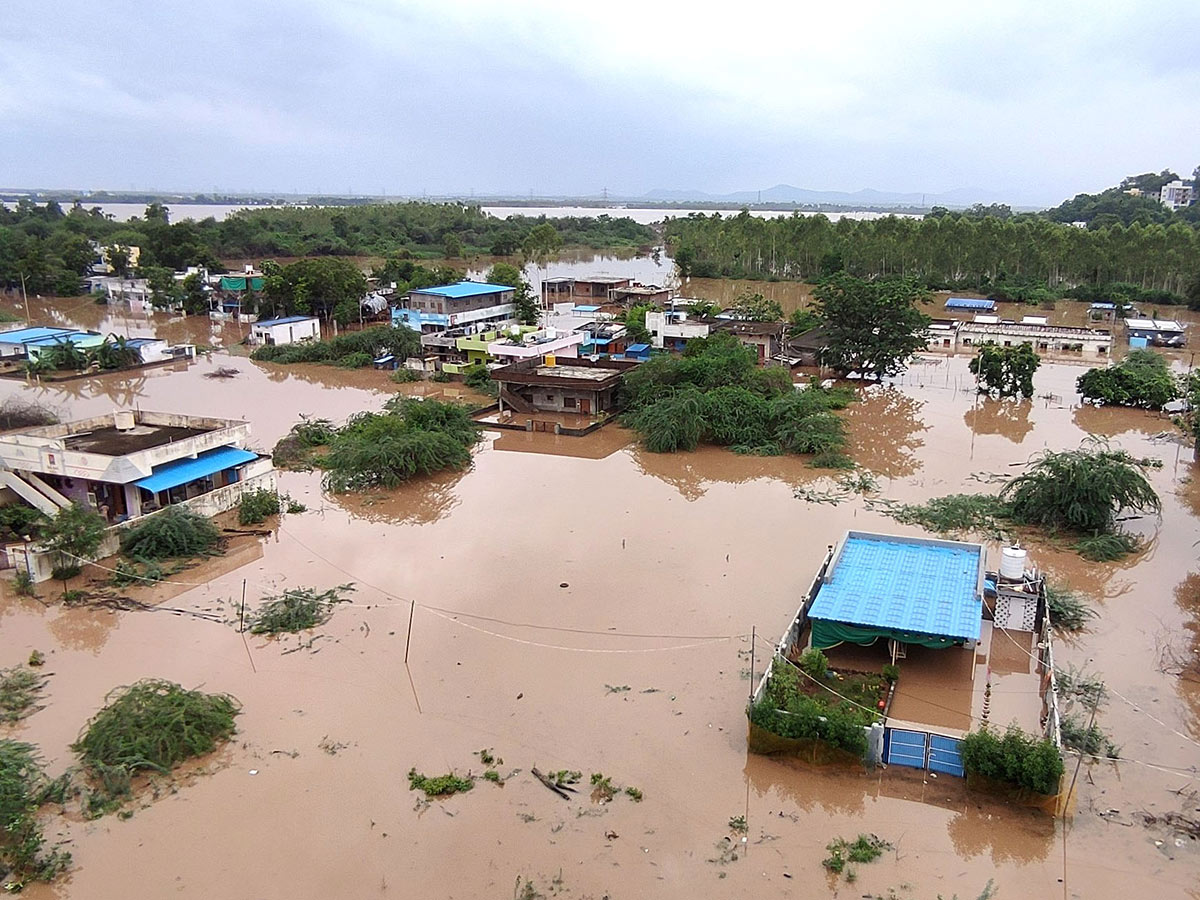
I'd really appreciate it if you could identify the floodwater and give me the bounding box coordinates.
[1,299,1199,899]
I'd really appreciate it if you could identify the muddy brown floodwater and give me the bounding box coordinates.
[0,299,1198,900]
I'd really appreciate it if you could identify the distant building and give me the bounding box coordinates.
[645,309,713,352]
[1159,180,1196,211]
[488,326,585,363]
[540,276,632,307]
[712,319,785,363]
[611,283,673,307]
[957,318,1111,356]
[395,281,515,333]
[944,297,996,312]
[577,321,629,357]
[1124,317,1186,348]
[250,315,321,346]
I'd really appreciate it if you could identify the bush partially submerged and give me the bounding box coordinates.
[0,739,72,884]
[623,335,856,459]
[1077,349,1179,410]
[1045,585,1095,632]
[0,667,46,723]
[119,507,221,560]
[249,584,355,634]
[0,397,60,432]
[321,397,481,492]
[251,326,418,368]
[236,489,301,525]
[72,680,240,776]
[961,726,1063,796]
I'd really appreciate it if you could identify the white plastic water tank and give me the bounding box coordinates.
[999,546,1027,580]
[113,410,135,431]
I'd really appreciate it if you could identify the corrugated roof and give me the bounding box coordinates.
[134,446,258,493]
[24,332,101,346]
[410,281,513,299]
[808,533,982,642]
[0,326,78,344]
[945,297,996,310]
[626,343,650,352]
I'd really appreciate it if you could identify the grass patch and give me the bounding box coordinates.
[881,493,1012,539]
[119,507,221,560]
[728,815,747,834]
[624,786,643,801]
[0,667,46,723]
[548,770,581,787]
[589,772,616,802]
[823,834,891,874]
[251,325,418,368]
[72,680,240,778]
[109,558,176,588]
[0,739,72,885]
[1060,715,1119,758]
[407,768,473,797]
[248,584,355,635]
[1074,532,1140,561]
[483,769,502,784]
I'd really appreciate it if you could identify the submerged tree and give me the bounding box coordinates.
[729,291,783,322]
[999,442,1160,535]
[969,342,1040,398]
[1076,349,1179,409]
[813,275,930,379]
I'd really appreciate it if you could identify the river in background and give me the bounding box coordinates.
[27,201,920,225]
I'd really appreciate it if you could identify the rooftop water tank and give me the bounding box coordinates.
[113,410,135,431]
[999,546,1027,580]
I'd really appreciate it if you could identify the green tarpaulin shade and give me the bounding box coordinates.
[220,275,264,291]
[810,619,966,651]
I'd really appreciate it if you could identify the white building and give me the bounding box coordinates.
[957,319,1111,357]
[1160,180,1195,211]
[487,327,585,362]
[250,315,321,346]
[0,410,275,581]
[645,309,714,351]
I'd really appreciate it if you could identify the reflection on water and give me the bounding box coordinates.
[946,803,1054,864]
[744,754,868,815]
[489,425,632,460]
[323,466,467,526]
[964,398,1035,444]
[629,443,828,502]
[845,386,928,478]
[1072,403,1175,438]
[47,605,118,653]
[1171,573,1200,739]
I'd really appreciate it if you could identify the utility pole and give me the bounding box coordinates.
[18,272,29,325]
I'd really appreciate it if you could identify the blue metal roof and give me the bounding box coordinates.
[0,326,77,344]
[410,282,512,300]
[256,315,317,327]
[573,304,602,312]
[808,533,983,642]
[24,332,97,346]
[945,297,996,310]
[134,446,258,494]
[626,343,650,352]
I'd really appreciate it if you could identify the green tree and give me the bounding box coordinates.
[39,502,108,588]
[143,266,177,307]
[521,223,563,267]
[143,202,170,224]
[813,275,930,378]
[486,263,538,325]
[442,233,464,259]
[969,343,1040,398]
[730,291,783,322]
[622,303,657,344]
[1000,443,1160,536]
[179,272,208,315]
[1076,349,1178,409]
[105,245,130,277]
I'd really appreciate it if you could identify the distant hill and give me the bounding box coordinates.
[642,183,1010,209]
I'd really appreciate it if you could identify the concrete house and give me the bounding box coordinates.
[645,309,713,352]
[250,315,321,346]
[0,410,276,581]
[713,320,785,363]
[957,319,1112,356]
[493,358,632,416]
[394,282,516,332]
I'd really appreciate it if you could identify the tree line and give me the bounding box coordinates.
[0,199,655,296]
[665,209,1200,304]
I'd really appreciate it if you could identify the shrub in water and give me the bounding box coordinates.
[238,489,282,525]
[72,679,240,776]
[119,507,221,560]
[961,725,1063,795]
[249,584,355,635]
[0,739,72,883]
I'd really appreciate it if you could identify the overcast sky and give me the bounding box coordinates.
[2,0,1197,206]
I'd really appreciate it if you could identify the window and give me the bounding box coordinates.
[564,397,577,409]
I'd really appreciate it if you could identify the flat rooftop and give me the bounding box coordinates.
[809,532,983,643]
[958,321,1110,338]
[63,423,214,455]
[409,281,512,299]
[533,364,618,381]
[1125,317,1184,330]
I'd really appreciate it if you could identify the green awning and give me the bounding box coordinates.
[810,619,966,651]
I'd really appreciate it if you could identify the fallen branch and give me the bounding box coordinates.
[531,767,572,800]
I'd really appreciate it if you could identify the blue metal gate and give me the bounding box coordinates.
[885,729,927,769]
[927,734,965,777]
